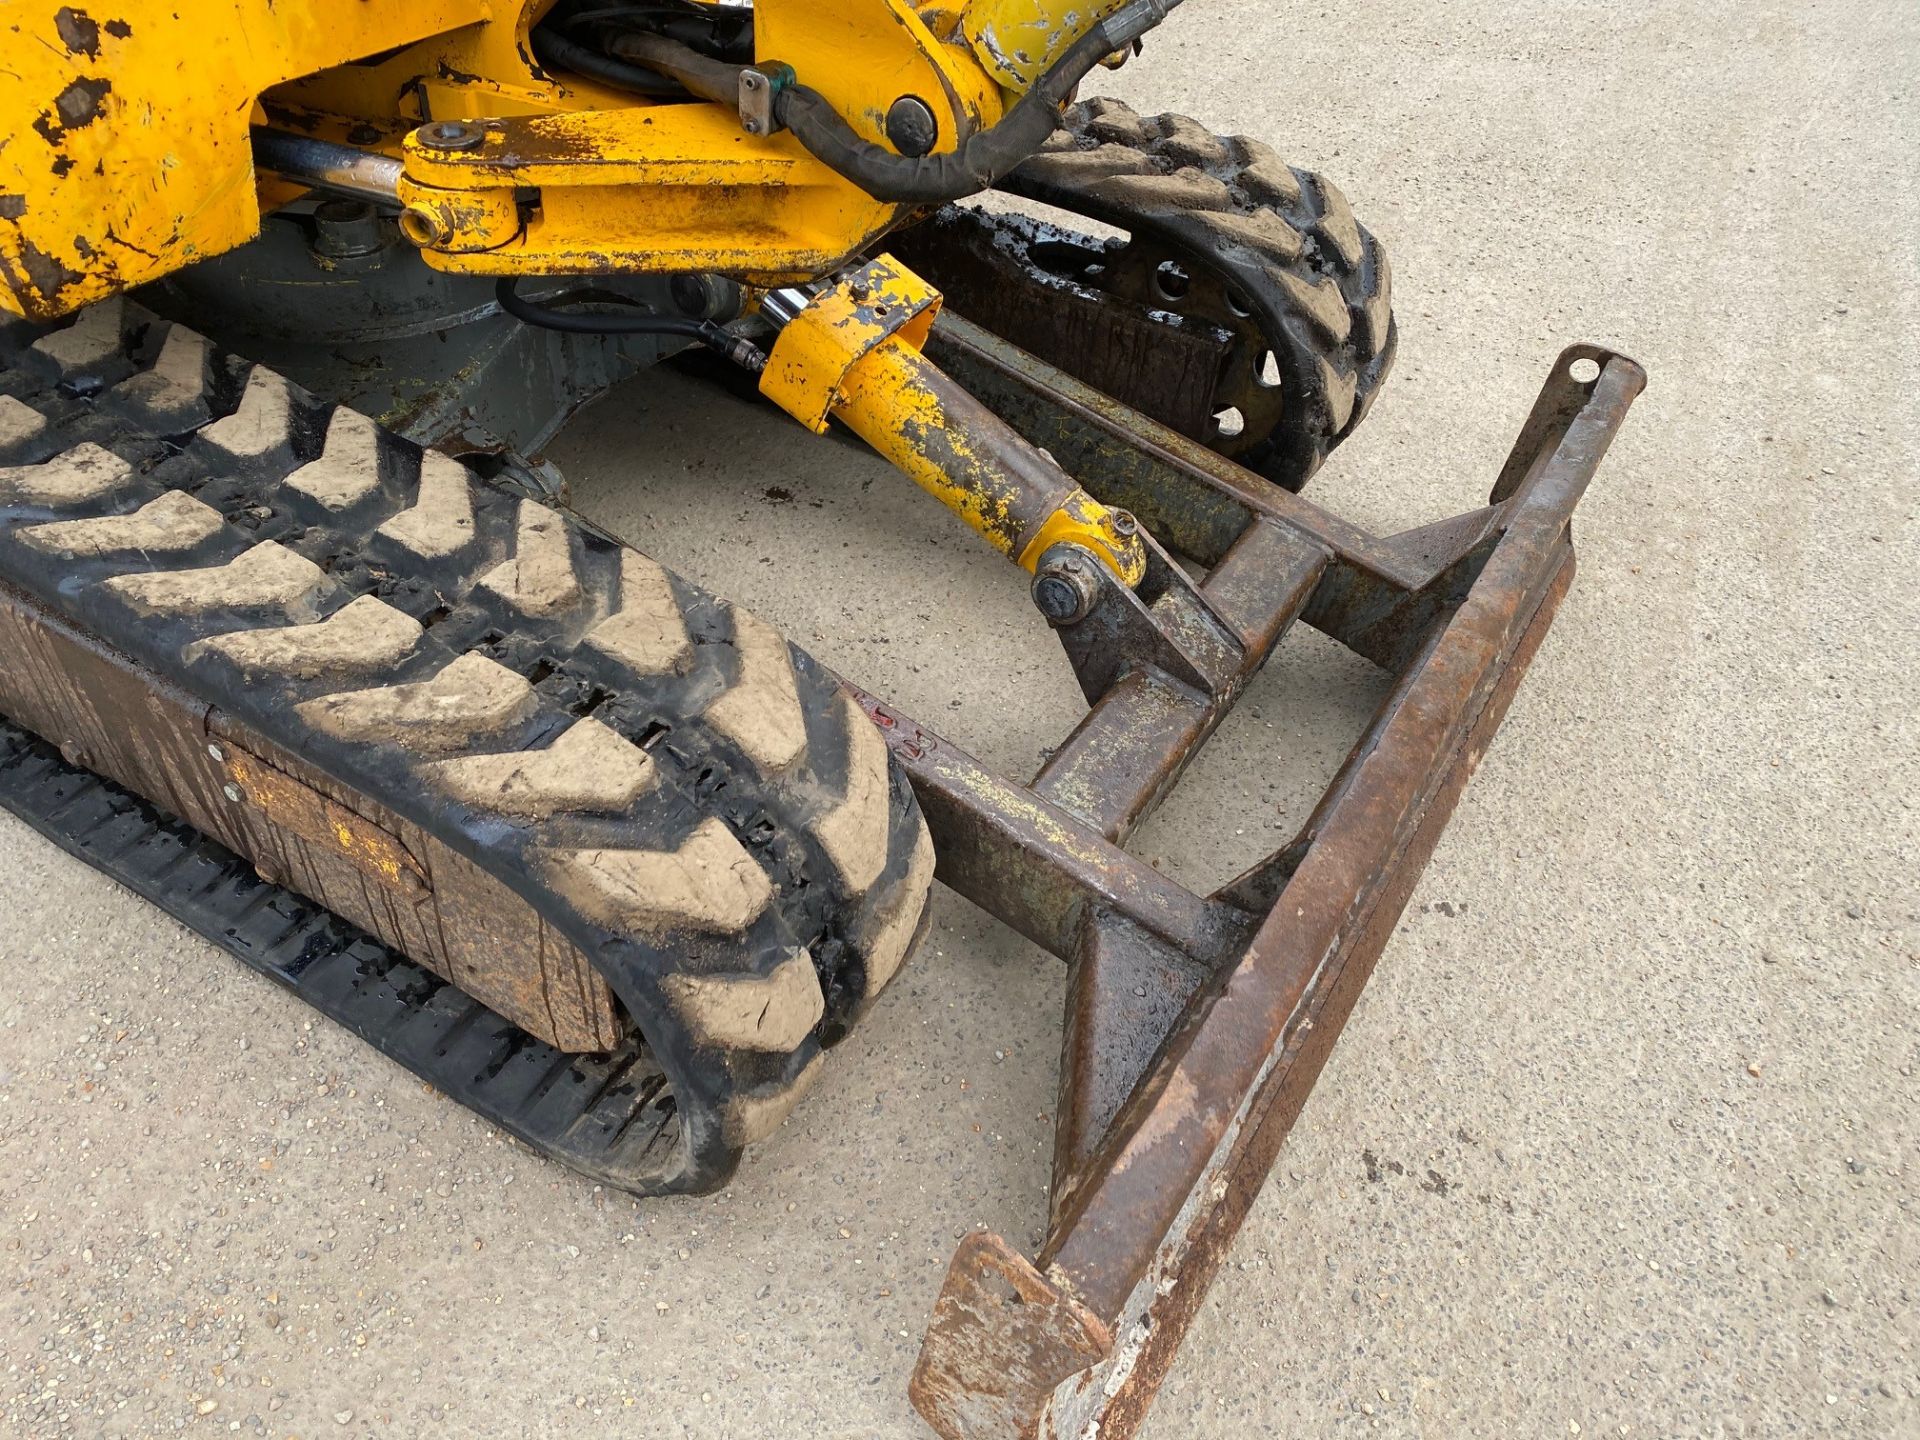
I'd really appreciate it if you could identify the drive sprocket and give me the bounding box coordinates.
[893,100,1396,492]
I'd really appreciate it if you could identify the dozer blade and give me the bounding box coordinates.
[0,300,935,1196]
[0,263,1643,1440]
[875,317,1646,1438]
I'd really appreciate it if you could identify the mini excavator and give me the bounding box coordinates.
[0,3,1643,1434]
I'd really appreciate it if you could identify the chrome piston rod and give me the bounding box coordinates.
[250,129,403,207]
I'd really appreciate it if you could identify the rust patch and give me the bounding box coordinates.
[53,6,100,57]
[57,76,111,128]
[910,1233,1111,1439]
[0,195,25,221]
[103,18,130,38]
[34,76,112,146]
[222,745,432,903]
[15,236,83,315]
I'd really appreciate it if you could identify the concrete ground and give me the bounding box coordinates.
[3,1,1916,1436]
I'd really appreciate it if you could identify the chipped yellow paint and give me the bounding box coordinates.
[223,747,432,902]
[0,0,1126,308]
[760,256,943,434]
[765,257,1145,583]
[271,0,592,125]
[392,0,1008,282]
[960,0,1140,90]
[763,0,1007,145]
[0,0,494,320]
[1014,490,1149,586]
[836,337,1031,554]
[394,105,868,281]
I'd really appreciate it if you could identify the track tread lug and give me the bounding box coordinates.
[0,395,51,448]
[298,651,535,753]
[544,816,775,938]
[427,717,656,820]
[285,408,385,513]
[996,101,1397,488]
[375,451,478,560]
[703,608,809,775]
[30,297,126,373]
[200,368,297,459]
[476,499,585,618]
[0,305,937,1197]
[102,539,331,621]
[19,489,223,560]
[0,441,136,508]
[184,592,422,681]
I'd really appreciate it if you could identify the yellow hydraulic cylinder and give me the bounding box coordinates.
[760,257,1147,585]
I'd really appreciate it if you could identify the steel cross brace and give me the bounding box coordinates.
[852,318,1645,1439]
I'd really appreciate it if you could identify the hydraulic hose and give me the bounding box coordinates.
[531,26,687,96]
[605,29,741,105]
[614,0,1188,206]
[495,280,766,371]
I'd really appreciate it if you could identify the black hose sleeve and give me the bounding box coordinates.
[495,280,767,371]
[569,1,1186,206]
[774,81,1064,204]
[774,0,1185,205]
[606,30,743,106]
[530,27,686,97]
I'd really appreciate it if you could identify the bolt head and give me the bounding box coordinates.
[206,743,224,762]
[885,95,939,159]
[1032,574,1081,623]
[1032,555,1099,626]
[1109,509,1139,538]
[222,784,243,804]
[419,119,484,151]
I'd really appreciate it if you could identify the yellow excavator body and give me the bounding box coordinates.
[0,0,1146,317]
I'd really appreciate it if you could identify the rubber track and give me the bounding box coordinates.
[0,300,936,1196]
[1000,98,1397,488]
[0,716,685,1187]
